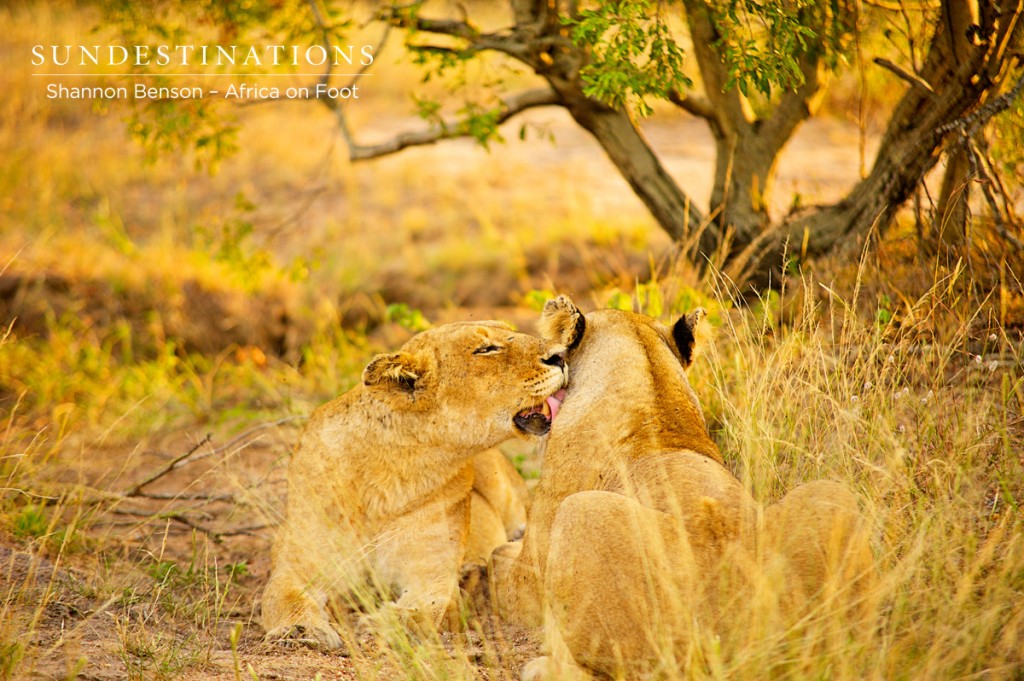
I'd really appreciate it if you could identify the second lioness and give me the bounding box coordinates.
[262,321,567,648]
[491,297,873,678]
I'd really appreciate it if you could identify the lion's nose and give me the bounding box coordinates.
[542,352,566,369]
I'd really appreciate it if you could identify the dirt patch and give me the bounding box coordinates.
[2,531,542,681]
[0,422,546,681]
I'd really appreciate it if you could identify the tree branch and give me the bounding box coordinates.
[937,69,1024,138]
[332,87,561,162]
[682,0,752,134]
[667,89,717,122]
[307,0,390,93]
[307,0,335,91]
[121,433,211,498]
[385,7,538,60]
[874,57,936,94]
[111,507,224,543]
[121,417,299,497]
[388,12,480,41]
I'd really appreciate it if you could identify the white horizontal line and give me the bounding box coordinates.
[31,73,370,77]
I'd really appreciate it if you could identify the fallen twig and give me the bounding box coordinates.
[111,507,223,543]
[217,524,271,538]
[122,433,212,498]
[121,416,300,498]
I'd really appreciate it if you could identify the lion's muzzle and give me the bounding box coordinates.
[514,389,566,435]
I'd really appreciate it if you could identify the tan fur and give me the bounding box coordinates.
[262,321,566,649]
[491,297,874,678]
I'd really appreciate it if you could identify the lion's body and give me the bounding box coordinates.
[490,299,873,678]
[262,321,566,649]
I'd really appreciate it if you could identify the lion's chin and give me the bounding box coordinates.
[513,389,566,436]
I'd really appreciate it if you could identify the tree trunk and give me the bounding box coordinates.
[505,1,709,247]
[542,78,707,247]
[545,0,1022,287]
[380,0,1022,288]
[740,0,1023,288]
[935,149,971,246]
[933,0,982,249]
[682,0,769,255]
[681,1,828,264]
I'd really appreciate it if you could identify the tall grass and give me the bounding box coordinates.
[2,240,1021,679]
[687,258,1022,680]
[7,195,1023,680]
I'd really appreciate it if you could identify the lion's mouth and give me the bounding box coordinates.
[513,389,566,436]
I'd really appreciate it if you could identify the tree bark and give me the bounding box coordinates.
[740,0,1024,288]
[529,10,709,247]
[936,150,971,246]
[933,0,982,248]
[681,1,828,263]
[683,0,767,256]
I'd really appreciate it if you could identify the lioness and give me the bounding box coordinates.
[490,297,873,678]
[262,321,567,649]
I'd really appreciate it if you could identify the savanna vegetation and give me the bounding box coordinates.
[1,1,1022,680]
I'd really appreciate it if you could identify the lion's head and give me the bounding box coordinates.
[361,321,568,448]
[537,296,720,463]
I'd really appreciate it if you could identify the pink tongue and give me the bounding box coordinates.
[546,389,567,421]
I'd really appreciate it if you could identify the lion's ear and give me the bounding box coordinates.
[671,307,709,367]
[362,351,426,393]
[539,295,585,351]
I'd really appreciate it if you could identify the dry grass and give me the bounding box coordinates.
[2,2,1023,680]
[3,255,1021,680]
[698,263,1023,679]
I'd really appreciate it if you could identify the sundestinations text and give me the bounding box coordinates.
[32,44,374,68]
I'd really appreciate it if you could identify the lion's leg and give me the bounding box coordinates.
[472,448,529,539]
[466,449,529,568]
[522,608,605,681]
[262,569,343,649]
[764,480,875,615]
[538,490,698,678]
[261,531,348,650]
[466,490,510,565]
[489,534,545,627]
[374,496,470,633]
[489,477,563,628]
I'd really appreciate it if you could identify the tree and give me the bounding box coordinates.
[111,0,1024,287]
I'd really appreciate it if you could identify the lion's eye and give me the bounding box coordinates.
[473,345,503,355]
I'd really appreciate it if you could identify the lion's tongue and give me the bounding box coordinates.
[545,389,566,422]
[519,389,567,423]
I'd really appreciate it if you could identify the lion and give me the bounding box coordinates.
[261,320,568,649]
[489,297,874,679]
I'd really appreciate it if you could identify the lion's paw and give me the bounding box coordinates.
[357,603,433,640]
[265,622,345,652]
[459,561,489,604]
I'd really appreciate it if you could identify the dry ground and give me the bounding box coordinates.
[1,423,543,681]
